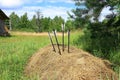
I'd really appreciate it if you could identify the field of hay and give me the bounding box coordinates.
[24,45,118,80]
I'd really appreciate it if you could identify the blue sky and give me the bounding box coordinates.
[0,0,113,21]
[0,0,76,20]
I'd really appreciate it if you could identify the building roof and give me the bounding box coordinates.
[0,9,9,20]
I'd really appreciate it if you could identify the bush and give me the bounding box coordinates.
[74,15,120,73]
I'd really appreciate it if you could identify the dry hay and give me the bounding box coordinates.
[24,45,118,80]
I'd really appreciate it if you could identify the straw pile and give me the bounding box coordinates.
[24,45,118,80]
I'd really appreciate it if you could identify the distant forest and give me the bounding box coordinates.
[9,11,74,32]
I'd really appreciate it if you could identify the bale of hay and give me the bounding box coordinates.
[24,45,118,80]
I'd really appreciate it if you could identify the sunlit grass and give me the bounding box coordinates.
[0,35,49,80]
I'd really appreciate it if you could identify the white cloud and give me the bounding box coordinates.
[101,6,112,15]
[57,0,74,3]
[42,6,70,19]
[99,6,113,21]
[36,0,44,3]
[1,0,74,21]
[64,0,74,4]
[0,0,24,8]
[3,6,72,21]
[36,0,74,4]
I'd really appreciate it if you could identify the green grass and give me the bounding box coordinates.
[0,35,49,80]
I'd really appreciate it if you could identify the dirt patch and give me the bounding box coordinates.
[24,45,118,80]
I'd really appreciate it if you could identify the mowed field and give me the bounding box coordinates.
[0,31,80,80]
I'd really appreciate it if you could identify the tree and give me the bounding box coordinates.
[36,10,43,32]
[72,0,120,22]
[52,16,64,31]
[41,17,51,31]
[72,0,120,59]
[30,15,38,32]
[9,12,20,30]
[19,13,30,29]
[65,19,74,30]
[19,13,31,31]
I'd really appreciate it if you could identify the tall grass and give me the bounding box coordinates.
[0,35,49,80]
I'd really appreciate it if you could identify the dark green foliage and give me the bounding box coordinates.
[30,15,38,32]
[72,0,120,71]
[9,12,33,31]
[52,16,64,31]
[72,0,107,22]
[74,15,120,64]
[65,20,75,31]
[88,20,120,58]
[19,13,30,29]
[9,12,70,32]
[9,12,20,30]
[71,8,90,29]
[41,17,51,31]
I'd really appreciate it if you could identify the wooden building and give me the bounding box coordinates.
[0,9,10,36]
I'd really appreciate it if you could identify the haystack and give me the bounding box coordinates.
[24,45,118,80]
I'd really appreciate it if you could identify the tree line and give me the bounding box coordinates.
[9,11,74,32]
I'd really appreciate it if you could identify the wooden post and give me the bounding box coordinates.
[68,29,70,53]
[62,23,65,52]
[48,32,56,52]
[53,29,61,55]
